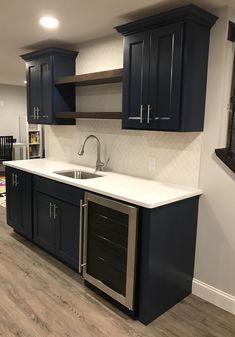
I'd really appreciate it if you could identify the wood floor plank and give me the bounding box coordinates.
[0,205,234,337]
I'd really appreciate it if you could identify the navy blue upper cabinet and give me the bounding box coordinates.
[21,48,78,125]
[116,5,218,131]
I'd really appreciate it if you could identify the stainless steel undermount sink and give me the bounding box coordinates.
[54,170,102,179]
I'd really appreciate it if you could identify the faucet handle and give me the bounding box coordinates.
[103,158,110,170]
[96,158,110,171]
[96,160,104,171]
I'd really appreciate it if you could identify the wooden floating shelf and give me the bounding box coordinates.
[56,112,122,120]
[55,68,123,86]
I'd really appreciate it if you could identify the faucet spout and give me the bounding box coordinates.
[78,135,104,171]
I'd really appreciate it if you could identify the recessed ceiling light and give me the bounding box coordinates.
[39,16,59,29]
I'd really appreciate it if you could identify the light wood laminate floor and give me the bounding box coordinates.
[0,206,234,337]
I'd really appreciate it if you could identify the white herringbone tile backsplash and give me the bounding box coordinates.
[45,120,202,188]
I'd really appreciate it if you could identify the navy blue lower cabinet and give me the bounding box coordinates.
[5,167,33,239]
[34,191,57,255]
[6,167,20,230]
[55,199,80,269]
[33,176,84,270]
[137,196,199,324]
[6,169,200,324]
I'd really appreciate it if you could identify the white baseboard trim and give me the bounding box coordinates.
[192,279,235,315]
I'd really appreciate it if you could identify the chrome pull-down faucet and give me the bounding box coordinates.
[78,135,105,171]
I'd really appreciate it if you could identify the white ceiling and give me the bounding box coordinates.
[0,0,234,86]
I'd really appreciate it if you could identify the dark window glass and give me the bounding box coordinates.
[227,55,235,154]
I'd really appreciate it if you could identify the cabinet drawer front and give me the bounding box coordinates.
[34,176,84,206]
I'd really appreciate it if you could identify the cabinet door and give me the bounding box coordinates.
[38,57,53,124]
[55,200,80,269]
[6,168,20,229]
[6,168,33,239]
[26,61,41,124]
[34,191,56,254]
[122,32,150,129]
[17,172,33,239]
[149,23,183,130]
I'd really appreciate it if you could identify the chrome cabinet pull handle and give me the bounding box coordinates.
[36,107,41,120]
[12,173,14,186]
[79,200,83,273]
[53,204,58,219]
[140,105,144,124]
[14,174,19,187]
[154,117,170,121]
[49,202,53,218]
[82,202,88,273]
[33,107,36,119]
[147,104,152,124]
[79,201,87,274]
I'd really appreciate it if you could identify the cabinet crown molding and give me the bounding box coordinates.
[115,4,218,35]
[20,47,78,61]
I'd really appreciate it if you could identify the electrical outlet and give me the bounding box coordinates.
[148,157,156,171]
[0,101,4,107]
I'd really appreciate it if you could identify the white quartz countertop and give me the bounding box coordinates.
[4,159,202,209]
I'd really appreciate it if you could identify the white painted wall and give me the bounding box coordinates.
[0,84,27,140]
[193,6,235,313]
[45,35,202,188]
